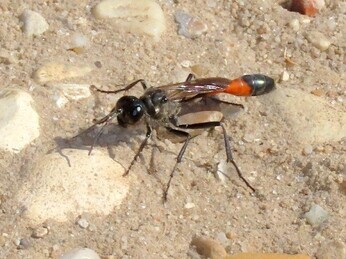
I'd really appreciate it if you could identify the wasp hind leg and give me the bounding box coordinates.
[219,122,256,193]
[163,128,193,203]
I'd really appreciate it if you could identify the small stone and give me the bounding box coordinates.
[17,238,31,249]
[190,64,209,77]
[316,240,346,259]
[58,248,101,259]
[281,70,289,81]
[32,226,49,238]
[306,31,331,51]
[77,217,89,229]
[16,149,129,225]
[310,88,324,96]
[289,0,324,16]
[33,62,93,84]
[215,160,228,183]
[94,61,102,68]
[302,145,313,155]
[242,133,255,143]
[19,10,49,36]
[191,236,227,259]
[175,11,208,39]
[68,33,90,54]
[215,232,228,245]
[50,83,91,101]
[184,202,195,209]
[92,0,166,41]
[304,204,329,226]
[289,19,300,31]
[0,89,40,153]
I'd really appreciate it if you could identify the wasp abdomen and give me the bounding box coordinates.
[225,74,275,96]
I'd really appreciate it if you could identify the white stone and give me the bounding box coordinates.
[69,33,90,53]
[289,19,300,32]
[19,10,49,36]
[33,62,93,84]
[306,31,331,51]
[304,204,329,226]
[265,88,346,144]
[184,202,195,209]
[59,248,100,259]
[16,149,129,225]
[0,89,40,153]
[281,70,289,81]
[92,0,166,41]
[50,83,91,101]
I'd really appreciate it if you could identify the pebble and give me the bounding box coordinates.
[316,240,346,259]
[16,149,129,225]
[33,62,93,84]
[289,0,325,16]
[175,11,208,39]
[32,226,49,238]
[50,83,91,101]
[302,145,313,155]
[191,236,227,259]
[17,238,31,249]
[77,217,89,229]
[92,0,166,41]
[265,88,346,144]
[216,232,228,246]
[68,33,90,54]
[304,204,329,226]
[0,88,40,153]
[288,19,300,31]
[184,202,195,209]
[215,160,228,183]
[281,70,290,81]
[58,248,101,259]
[306,31,331,51]
[19,10,49,36]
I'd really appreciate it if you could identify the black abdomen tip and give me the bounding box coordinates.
[242,74,275,96]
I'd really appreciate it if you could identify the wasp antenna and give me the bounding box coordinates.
[88,121,109,155]
[87,109,122,155]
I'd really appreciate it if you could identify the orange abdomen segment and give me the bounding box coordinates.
[224,78,253,96]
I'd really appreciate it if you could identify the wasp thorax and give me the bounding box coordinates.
[116,96,145,127]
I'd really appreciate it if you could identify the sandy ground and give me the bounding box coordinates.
[0,0,345,258]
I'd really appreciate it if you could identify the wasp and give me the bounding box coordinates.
[75,74,275,201]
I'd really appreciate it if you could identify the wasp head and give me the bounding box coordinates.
[116,96,145,127]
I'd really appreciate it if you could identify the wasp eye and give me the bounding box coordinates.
[116,96,144,127]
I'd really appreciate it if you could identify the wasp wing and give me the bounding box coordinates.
[156,78,230,101]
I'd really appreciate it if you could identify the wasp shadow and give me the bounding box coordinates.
[51,123,148,167]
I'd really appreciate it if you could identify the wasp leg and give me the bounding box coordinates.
[174,121,255,193]
[123,123,152,176]
[219,123,256,193]
[185,73,196,82]
[163,128,193,202]
[91,79,149,94]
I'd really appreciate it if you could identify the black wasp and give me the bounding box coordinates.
[75,73,275,201]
